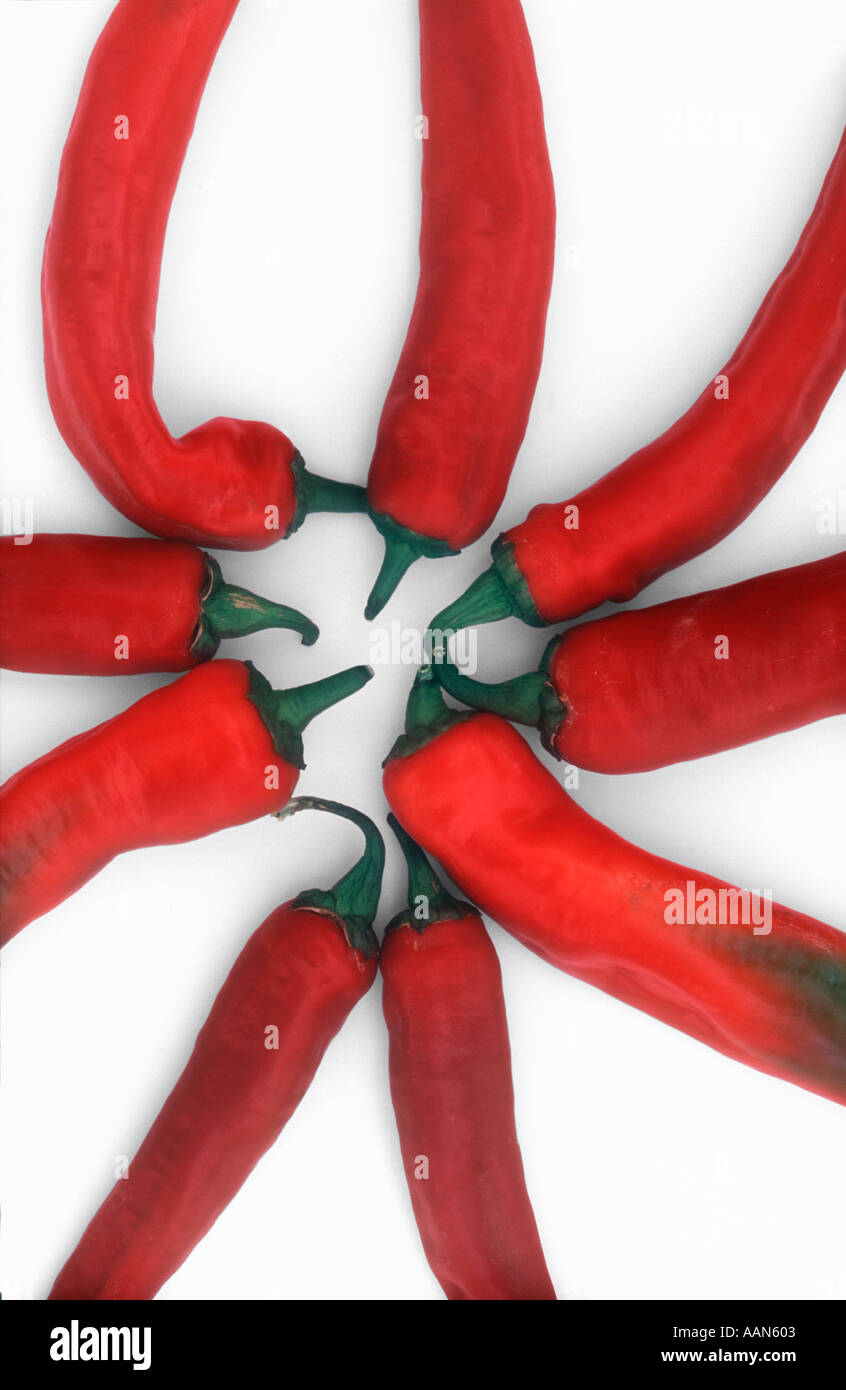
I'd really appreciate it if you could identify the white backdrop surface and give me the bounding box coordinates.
[1,0,845,1301]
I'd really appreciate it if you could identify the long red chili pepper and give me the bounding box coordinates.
[434,123,846,635]
[383,670,846,1108]
[363,0,556,617]
[0,660,371,947]
[0,534,319,675]
[436,550,846,773]
[49,798,383,1300]
[42,0,365,549]
[381,816,555,1301]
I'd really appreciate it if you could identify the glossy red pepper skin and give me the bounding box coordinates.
[0,659,371,946]
[0,534,318,675]
[384,686,846,1108]
[364,0,556,615]
[436,124,846,633]
[49,797,382,1301]
[381,822,555,1301]
[438,550,846,773]
[546,551,846,771]
[42,0,363,548]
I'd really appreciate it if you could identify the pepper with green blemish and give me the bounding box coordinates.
[384,668,846,1107]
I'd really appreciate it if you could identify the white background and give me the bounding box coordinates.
[1,0,845,1301]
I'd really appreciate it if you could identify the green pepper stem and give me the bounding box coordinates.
[405,663,449,737]
[364,513,459,620]
[431,564,516,633]
[279,797,384,956]
[436,653,568,756]
[286,455,368,537]
[365,534,419,620]
[386,814,471,933]
[191,557,318,659]
[276,665,373,734]
[200,559,318,648]
[436,661,548,727]
[246,662,373,769]
[383,664,472,764]
[430,536,547,633]
[295,466,368,516]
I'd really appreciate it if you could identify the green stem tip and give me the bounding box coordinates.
[436,653,567,758]
[436,660,538,724]
[287,455,368,537]
[278,797,384,956]
[194,556,318,658]
[386,813,473,934]
[247,661,373,770]
[431,536,547,633]
[431,564,517,634]
[365,534,419,620]
[405,663,449,737]
[384,663,471,764]
[364,513,459,620]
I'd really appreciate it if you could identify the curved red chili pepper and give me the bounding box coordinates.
[435,123,846,635]
[436,550,846,773]
[0,534,319,675]
[0,660,371,946]
[42,0,365,549]
[383,670,846,1108]
[48,798,383,1300]
[364,0,556,617]
[381,815,555,1301]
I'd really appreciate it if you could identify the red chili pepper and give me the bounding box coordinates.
[383,670,846,1108]
[48,798,382,1300]
[0,534,319,675]
[437,550,846,773]
[42,0,365,549]
[435,124,846,635]
[0,660,371,947]
[381,815,555,1301]
[363,0,556,617]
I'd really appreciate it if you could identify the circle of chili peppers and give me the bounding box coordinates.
[3,0,845,1304]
